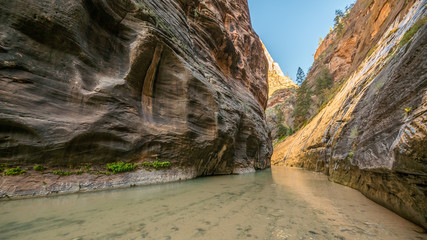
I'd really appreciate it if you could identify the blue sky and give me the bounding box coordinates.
[248,0,355,82]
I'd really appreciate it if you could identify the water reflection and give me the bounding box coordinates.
[0,167,423,239]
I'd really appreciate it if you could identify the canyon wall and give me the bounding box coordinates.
[0,0,271,176]
[262,44,297,141]
[272,0,427,228]
[262,43,297,97]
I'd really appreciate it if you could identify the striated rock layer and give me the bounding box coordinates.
[266,88,296,142]
[262,42,297,97]
[0,0,272,179]
[312,0,418,85]
[262,44,297,141]
[273,0,427,228]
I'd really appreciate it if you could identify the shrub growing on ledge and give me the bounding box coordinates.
[4,167,26,176]
[153,160,171,169]
[0,164,8,172]
[399,15,427,48]
[53,170,73,176]
[52,169,84,176]
[141,160,171,170]
[106,162,138,174]
[294,80,312,127]
[33,165,45,171]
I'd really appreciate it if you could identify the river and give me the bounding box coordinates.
[0,166,424,239]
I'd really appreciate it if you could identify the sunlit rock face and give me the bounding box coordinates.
[262,43,297,141]
[262,43,297,97]
[312,0,417,83]
[0,0,271,175]
[273,0,427,228]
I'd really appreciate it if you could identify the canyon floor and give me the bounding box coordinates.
[0,167,424,240]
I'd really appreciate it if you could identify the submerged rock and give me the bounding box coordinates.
[0,0,271,178]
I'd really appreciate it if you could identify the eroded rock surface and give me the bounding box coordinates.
[312,0,417,83]
[0,0,271,183]
[262,42,297,97]
[266,88,296,142]
[273,0,427,228]
[262,44,297,141]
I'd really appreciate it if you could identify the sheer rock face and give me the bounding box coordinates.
[262,43,297,97]
[266,88,296,141]
[262,43,297,140]
[273,0,427,228]
[312,0,416,83]
[0,0,271,175]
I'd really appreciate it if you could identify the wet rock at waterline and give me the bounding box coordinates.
[272,0,427,228]
[0,0,271,175]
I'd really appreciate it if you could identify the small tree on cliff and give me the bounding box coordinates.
[315,67,333,95]
[274,105,294,140]
[295,67,306,86]
[294,80,312,128]
[314,68,333,105]
[334,9,345,33]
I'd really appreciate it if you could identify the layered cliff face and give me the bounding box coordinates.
[266,89,297,142]
[0,0,271,176]
[311,0,418,85]
[273,0,427,228]
[262,43,297,97]
[262,44,297,141]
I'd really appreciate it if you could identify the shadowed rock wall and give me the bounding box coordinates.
[0,0,271,175]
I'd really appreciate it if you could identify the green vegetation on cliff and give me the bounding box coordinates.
[294,67,334,128]
[141,160,172,170]
[53,169,83,176]
[107,162,138,174]
[399,15,427,48]
[0,164,7,172]
[315,68,334,108]
[4,167,26,176]
[275,106,295,142]
[293,68,311,128]
[33,165,44,171]
[294,81,312,128]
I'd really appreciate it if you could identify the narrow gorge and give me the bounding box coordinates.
[0,0,426,238]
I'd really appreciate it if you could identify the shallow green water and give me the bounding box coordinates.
[0,166,424,240]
